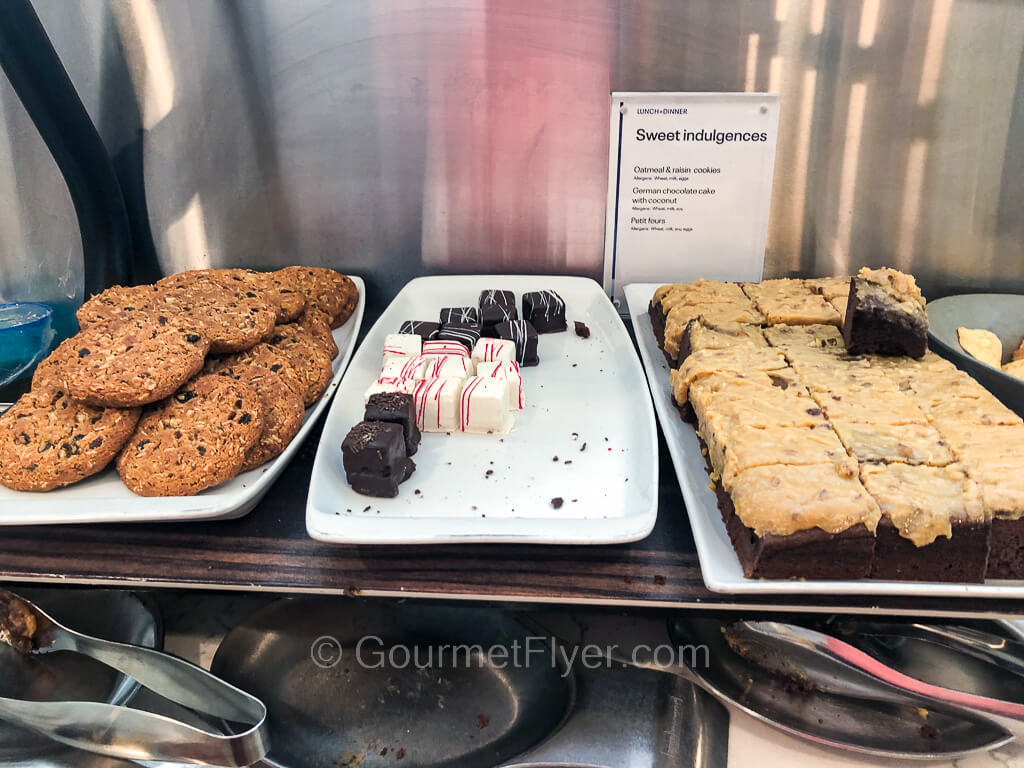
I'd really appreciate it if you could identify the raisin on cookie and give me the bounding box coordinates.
[30,338,77,394]
[213,361,305,471]
[60,317,210,408]
[116,374,263,496]
[331,274,359,328]
[278,267,356,328]
[293,306,339,360]
[0,390,140,491]
[179,268,305,324]
[266,324,334,406]
[76,284,164,328]
[203,343,306,402]
[155,271,277,354]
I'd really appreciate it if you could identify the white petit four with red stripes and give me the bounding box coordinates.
[476,360,525,410]
[421,340,470,359]
[381,355,427,380]
[382,333,421,362]
[460,376,514,434]
[471,338,516,365]
[421,354,474,380]
[413,377,465,432]
[363,376,417,403]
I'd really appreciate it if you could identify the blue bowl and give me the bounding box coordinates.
[0,302,55,387]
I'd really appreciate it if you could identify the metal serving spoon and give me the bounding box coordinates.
[729,621,1024,729]
[611,614,1015,761]
[0,590,269,766]
[829,618,1024,679]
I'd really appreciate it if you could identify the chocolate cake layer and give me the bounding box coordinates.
[871,518,990,583]
[842,272,928,358]
[700,436,874,580]
[988,518,1024,579]
[716,477,875,580]
[648,300,670,358]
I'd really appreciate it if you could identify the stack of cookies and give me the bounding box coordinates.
[0,266,357,497]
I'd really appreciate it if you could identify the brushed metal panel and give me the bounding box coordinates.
[3,0,1021,314]
[0,61,83,330]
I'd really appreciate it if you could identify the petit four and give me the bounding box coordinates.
[439,307,480,326]
[480,303,519,337]
[460,376,514,434]
[479,290,515,307]
[422,340,470,359]
[365,392,420,456]
[341,421,416,498]
[422,354,474,380]
[496,320,539,367]
[438,322,481,352]
[471,338,516,365]
[413,377,464,432]
[382,333,421,361]
[522,290,567,333]
[399,321,440,340]
[477,360,525,409]
[380,355,427,381]
[363,376,417,403]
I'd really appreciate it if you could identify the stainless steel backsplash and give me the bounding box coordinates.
[1,0,1022,312]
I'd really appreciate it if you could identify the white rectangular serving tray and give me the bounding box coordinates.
[307,275,658,545]
[624,281,1024,597]
[0,277,364,525]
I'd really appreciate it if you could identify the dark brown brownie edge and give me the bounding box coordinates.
[870,518,990,583]
[697,435,875,580]
[647,300,677,367]
[648,300,667,347]
[675,399,697,424]
[987,517,1024,579]
[842,278,928,358]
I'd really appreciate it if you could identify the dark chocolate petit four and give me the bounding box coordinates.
[522,290,567,333]
[342,420,415,497]
[399,321,440,340]
[496,319,539,367]
[480,303,518,338]
[438,322,481,352]
[347,464,416,498]
[365,392,420,456]
[439,307,480,327]
[479,290,515,308]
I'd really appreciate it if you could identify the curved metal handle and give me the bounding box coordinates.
[751,622,1024,725]
[72,634,265,724]
[863,622,1024,679]
[0,589,269,766]
[821,632,1024,723]
[0,696,268,766]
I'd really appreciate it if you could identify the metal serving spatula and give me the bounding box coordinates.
[0,590,269,766]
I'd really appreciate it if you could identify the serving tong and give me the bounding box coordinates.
[0,590,269,766]
[727,621,1024,728]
